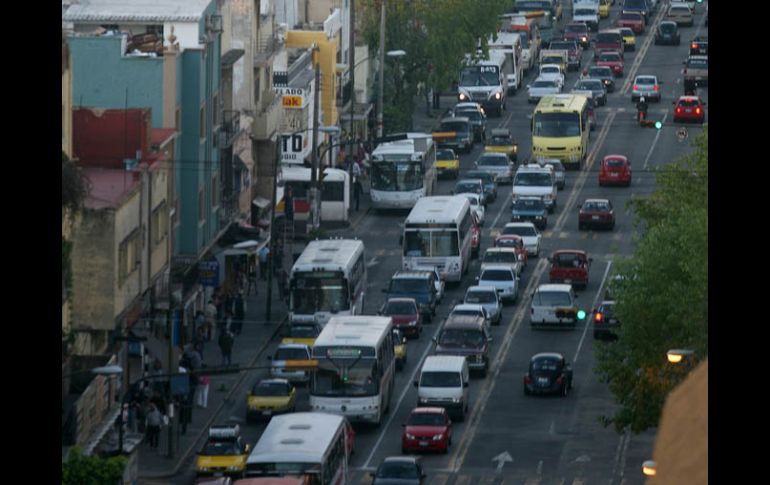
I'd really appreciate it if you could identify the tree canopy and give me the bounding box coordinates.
[62,446,128,485]
[595,127,708,433]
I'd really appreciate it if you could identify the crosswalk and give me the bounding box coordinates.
[348,468,640,485]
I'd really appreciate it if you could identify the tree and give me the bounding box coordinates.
[595,127,708,433]
[62,446,128,485]
[62,151,89,217]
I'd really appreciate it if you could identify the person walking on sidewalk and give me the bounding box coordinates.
[233,291,245,335]
[219,329,234,366]
[205,299,217,341]
[195,372,210,408]
[246,260,257,296]
[259,246,270,280]
[353,167,362,212]
[145,403,162,449]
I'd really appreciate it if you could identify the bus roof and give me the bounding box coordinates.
[489,31,522,48]
[313,316,393,349]
[535,94,589,113]
[291,239,365,275]
[405,196,470,226]
[279,166,349,183]
[246,412,346,465]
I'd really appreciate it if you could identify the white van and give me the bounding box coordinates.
[512,165,558,213]
[414,355,470,421]
[530,284,580,328]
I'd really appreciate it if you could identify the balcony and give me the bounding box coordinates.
[252,94,282,141]
[219,110,240,148]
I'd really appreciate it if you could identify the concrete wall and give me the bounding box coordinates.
[149,167,169,282]
[63,41,73,158]
[69,35,165,129]
[113,190,143,319]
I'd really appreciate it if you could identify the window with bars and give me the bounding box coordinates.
[151,201,168,246]
[118,230,140,282]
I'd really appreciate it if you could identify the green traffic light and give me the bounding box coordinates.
[654,121,662,129]
[577,310,586,320]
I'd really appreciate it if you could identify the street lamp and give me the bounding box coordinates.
[642,459,657,476]
[666,349,695,364]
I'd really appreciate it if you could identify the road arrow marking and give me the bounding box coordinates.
[492,451,513,473]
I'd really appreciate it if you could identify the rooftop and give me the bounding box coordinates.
[63,0,212,23]
[82,167,140,210]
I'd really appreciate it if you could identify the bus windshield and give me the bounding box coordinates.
[371,161,423,191]
[459,66,499,87]
[533,112,581,137]
[404,230,460,257]
[290,272,350,314]
[312,358,379,397]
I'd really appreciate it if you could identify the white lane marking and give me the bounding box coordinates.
[643,111,669,170]
[573,260,613,364]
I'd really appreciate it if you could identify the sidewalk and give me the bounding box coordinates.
[411,92,458,134]
[137,273,289,480]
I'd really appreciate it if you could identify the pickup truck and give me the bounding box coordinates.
[548,250,592,290]
[572,4,599,31]
[689,36,708,56]
[683,55,708,87]
[539,49,569,76]
[549,40,583,71]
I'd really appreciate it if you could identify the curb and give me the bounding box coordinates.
[138,316,288,480]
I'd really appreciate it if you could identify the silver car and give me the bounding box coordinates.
[449,303,492,332]
[476,265,519,304]
[572,78,607,106]
[268,344,312,383]
[528,77,562,104]
[631,75,662,102]
[666,3,693,26]
[536,159,566,190]
[683,55,708,87]
[475,152,514,184]
[464,286,503,326]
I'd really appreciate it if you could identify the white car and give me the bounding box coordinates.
[449,303,492,332]
[476,265,519,304]
[501,222,541,257]
[530,284,580,328]
[464,286,503,326]
[537,64,565,88]
[464,193,486,226]
[528,76,562,104]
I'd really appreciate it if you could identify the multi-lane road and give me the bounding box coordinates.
[169,3,707,484]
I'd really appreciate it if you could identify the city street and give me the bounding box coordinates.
[154,3,707,484]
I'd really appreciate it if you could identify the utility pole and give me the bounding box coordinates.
[376,0,386,138]
[265,138,280,322]
[309,47,322,232]
[349,0,356,215]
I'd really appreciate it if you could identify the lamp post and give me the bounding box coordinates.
[666,349,695,364]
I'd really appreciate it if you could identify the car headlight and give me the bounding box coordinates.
[419,397,429,404]
[432,434,444,441]
[406,433,417,440]
[228,466,243,471]
[198,467,210,472]
[451,397,462,403]
[535,216,543,219]
[459,93,467,101]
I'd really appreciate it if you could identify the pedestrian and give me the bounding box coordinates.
[259,246,270,280]
[274,247,283,275]
[353,172,362,212]
[246,259,257,295]
[233,291,245,335]
[284,186,294,222]
[218,329,234,366]
[145,403,162,449]
[179,394,192,435]
[204,300,217,341]
[195,371,210,408]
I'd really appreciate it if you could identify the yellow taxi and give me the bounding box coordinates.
[618,27,636,51]
[392,328,407,371]
[195,425,250,478]
[280,322,322,347]
[599,0,610,19]
[435,148,460,179]
[246,378,296,421]
[484,128,518,162]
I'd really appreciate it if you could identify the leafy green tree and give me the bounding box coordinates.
[62,151,89,217]
[62,446,128,485]
[595,127,708,433]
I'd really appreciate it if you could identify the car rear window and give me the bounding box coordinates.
[532,358,561,371]
[533,291,572,306]
[599,53,620,61]
[408,412,446,426]
[390,278,430,293]
[437,150,455,160]
[669,6,689,14]
[596,33,621,43]
[483,251,517,264]
[678,99,699,108]
[606,159,625,167]
[420,371,461,388]
[620,12,642,20]
[636,77,655,84]
[385,300,417,315]
[686,58,708,68]
[274,347,309,360]
[565,24,588,33]
[478,156,509,166]
[503,225,536,236]
[481,269,513,281]
[465,290,497,304]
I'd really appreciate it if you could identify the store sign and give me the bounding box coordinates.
[282,95,303,108]
[199,257,220,287]
[280,133,311,164]
[275,87,307,109]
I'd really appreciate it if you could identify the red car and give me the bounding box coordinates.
[599,155,632,186]
[493,234,528,266]
[578,198,615,231]
[617,11,645,34]
[564,22,591,48]
[596,51,624,77]
[673,96,706,123]
[471,211,481,258]
[548,250,592,290]
[380,298,422,337]
[401,407,452,454]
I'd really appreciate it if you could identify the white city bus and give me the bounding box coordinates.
[289,239,366,327]
[370,133,437,210]
[276,166,350,224]
[402,195,473,283]
[310,316,396,425]
[245,412,350,485]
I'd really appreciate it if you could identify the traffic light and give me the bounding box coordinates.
[577,310,586,320]
[654,121,663,130]
[696,0,703,3]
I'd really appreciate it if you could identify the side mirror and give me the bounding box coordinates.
[413,380,419,388]
[475,276,480,281]
[463,381,469,388]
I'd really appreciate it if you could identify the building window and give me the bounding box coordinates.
[200,104,206,139]
[254,68,261,104]
[211,176,219,209]
[118,230,140,282]
[212,94,219,126]
[198,188,205,222]
[152,201,168,246]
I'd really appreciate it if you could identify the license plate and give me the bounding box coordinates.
[419,441,429,447]
[262,410,272,416]
[214,472,224,477]
[564,279,572,284]
[592,215,599,220]
[610,173,618,177]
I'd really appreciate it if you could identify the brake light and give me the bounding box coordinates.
[524,375,532,384]
[691,43,697,49]
[653,85,659,91]
[676,107,682,114]
[633,84,638,91]
[695,107,701,115]
[595,312,603,322]
[555,375,564,385]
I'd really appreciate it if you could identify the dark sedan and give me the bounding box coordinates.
[466,169,498,203]
[654,21,680,45]
[593,300,620,339]
[585,66,615,92]
[523,353,574,396]
[511,197,548,229]
[371,456,426,485]
[572,78,607,106]
[578,198,615,230]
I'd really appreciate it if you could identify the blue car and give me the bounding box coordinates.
[382,271,439,322]
[511,197,548,229]
[466,170,498,203]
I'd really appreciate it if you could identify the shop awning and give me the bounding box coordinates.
[252,196,271,209]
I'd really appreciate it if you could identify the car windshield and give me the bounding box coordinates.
[490,136,512,145]
[534,291,572,306]
[660,23,676,32]
[437,150,456,160]
[541,66,559,75]
[550,42,574,51]
[200,439,242,456]
[503,225,536,236]
[532,112,581,137]
[274,347,309,360]
[574,8,596,15]
[533,80,557,88]
[514,172,553,186]
[589,67,612,77]
[565,24,587,33]
[599,53,620,62]
[636,77,655,85]
[686,58,707,68]
[578,80,602,90]
[596,33,621,43]
[451,309,484,318]
[438,328,485,346]
[466,171,494,183]
[543,162,564,172]
[384,300,417,315]
[252,382,289,396]
[678,99,700,108]
[496,238,522,248]
[456,182,481,193]
[513,198,545,211]
[377,463,420,479]
[404,230,459,257]
[441,121,470,133]
[481,269,513,281]
[532,358,561,372]
[478,156,509,166]
[285,324,319,339]
[620,13,641,20]
[456,109,481,121]
[459,66,499,86]
[465,291,497,304]
[408,413,445,426]
[483,251,517,264]
[420,371,461,387]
